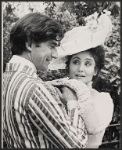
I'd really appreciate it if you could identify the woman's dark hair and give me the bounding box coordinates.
[66,46,105,74]
[10,13,64,55]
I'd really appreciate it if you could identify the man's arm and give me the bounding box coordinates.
[25,82,86,148]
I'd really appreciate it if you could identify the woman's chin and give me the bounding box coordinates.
[76,78,86,83]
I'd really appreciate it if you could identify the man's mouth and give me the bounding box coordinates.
[46,59,51,63]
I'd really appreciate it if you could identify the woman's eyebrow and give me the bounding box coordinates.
[72,57,81,60]
[85,58,94,61]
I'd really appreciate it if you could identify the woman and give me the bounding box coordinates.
[65,46,114,148]
[48,11,114,148]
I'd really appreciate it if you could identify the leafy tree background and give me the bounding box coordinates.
[2,1,120,148]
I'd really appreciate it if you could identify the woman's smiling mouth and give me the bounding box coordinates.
[75,75,86,79]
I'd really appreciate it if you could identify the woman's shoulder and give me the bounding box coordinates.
[92,91,114,128]
[92,90,114,108]
[91,88,111,99]
[96,91,112,101]
[97,91,111,97]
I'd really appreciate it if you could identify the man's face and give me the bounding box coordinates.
[30,40,59,71]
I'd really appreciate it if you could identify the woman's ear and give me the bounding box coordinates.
[25,42,32,51]
[94,68,98,76]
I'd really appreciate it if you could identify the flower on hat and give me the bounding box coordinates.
[85,10,112,33]
[85,12,99,31]
[49,10,112,70]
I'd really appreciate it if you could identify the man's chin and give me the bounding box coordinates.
[37,67,48,76]
[39,66,48,72]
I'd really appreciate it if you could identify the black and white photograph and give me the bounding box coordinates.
[2,1,121,148]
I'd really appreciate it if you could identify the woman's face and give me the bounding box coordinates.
[69,51,97,84]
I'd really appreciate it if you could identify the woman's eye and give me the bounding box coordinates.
[85,61,91,66]
[72,60,80,65]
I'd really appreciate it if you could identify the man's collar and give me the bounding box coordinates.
[6,55,38,78]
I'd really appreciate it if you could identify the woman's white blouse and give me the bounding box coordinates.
[85,91,114,148]
[92,92,114,131]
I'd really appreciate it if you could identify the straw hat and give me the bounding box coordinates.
[49,10,112,70]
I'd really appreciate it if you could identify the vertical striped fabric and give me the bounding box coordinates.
[3,56,87,148]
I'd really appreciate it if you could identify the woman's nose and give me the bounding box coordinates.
[79,64,84,72]
[52,48,58,59]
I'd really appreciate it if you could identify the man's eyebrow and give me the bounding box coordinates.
[49,41,59,46]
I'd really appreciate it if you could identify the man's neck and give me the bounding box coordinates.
[19,51,32,62]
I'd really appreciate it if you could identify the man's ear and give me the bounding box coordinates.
[25,42,32,51]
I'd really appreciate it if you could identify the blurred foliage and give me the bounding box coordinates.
[3,3,19,70]
[3,1,120,148]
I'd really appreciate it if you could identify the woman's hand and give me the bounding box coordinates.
[55,86,77,105]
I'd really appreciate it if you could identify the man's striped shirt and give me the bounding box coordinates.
[3,55,87,148]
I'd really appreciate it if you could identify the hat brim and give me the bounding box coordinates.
[49,13,112,70]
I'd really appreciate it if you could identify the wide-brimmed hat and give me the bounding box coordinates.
[49,10,112,70]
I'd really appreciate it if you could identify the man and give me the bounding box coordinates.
[3,13,87,148]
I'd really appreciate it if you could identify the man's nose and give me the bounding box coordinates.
[52,48,58,59]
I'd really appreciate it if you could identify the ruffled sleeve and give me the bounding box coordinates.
[92,92,114,133]
[77,90,114,134]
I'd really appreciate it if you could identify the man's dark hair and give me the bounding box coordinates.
[10,13,64,55]
[66,46,105,74]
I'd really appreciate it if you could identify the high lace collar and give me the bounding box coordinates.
[5,55,38,78]
[87,81,93,90]
[87,81,99,97]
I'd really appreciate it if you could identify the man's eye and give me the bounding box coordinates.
[35,44,40,47]
[50,45,56,49]
[51,46,55,49]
